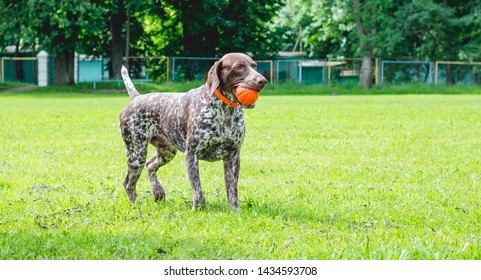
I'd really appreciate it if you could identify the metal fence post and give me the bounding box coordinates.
[380,60,384,84]
[276,60,279,83]
[298,60,302,83]
[166,57,170,82]
[171,57,176,82]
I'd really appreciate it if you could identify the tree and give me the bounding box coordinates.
[453,1,481,60]
[0,0,35,81]
[29,0,103,85]
[101,0,149,78]
[108,0,126,79]
[142,4,183,57]
[76,0,150,79]
[153,0,225,57]
[218,0,281,57]
[153,0,281,58]
[271,0,470,88]
[352,0,399,88]
[269,0,355,58]
[270,0,390,86]
[380,1,458,60]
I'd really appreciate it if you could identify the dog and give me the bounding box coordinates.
[119,53,267,210]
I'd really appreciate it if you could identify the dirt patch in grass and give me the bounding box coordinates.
[1,85,37,92]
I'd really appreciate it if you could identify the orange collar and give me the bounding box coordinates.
[214,89,239,108]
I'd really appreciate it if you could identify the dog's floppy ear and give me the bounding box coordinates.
[206,60,221,97]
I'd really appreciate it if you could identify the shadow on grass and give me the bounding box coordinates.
[198,197,330,227]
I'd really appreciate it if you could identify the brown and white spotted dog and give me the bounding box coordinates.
[119,53,267,210]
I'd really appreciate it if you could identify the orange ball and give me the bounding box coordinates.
[235,86,259,106]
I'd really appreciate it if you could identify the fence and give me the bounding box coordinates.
[2,51,481,86]
[435,61,481,85]
[256,60,274,84]
[380,60,434,84]
[327,58,362,85]
[82,57,481,86]
[276,59,326,84]
[379,60,481,85]
[125,56,168,81]
[276,60,299,83]
[77,56,106,82]
[170,57,218,82]
[0,56,38,84]
[170,57,275,83]
[76,55,169,82]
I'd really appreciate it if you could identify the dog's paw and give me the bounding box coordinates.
[153,190,165,203]
[192,196,206,210]
[228,202,240,211]
[127,191,137,203]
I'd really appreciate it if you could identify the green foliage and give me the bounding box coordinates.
[3,0,481,63]
[81,0,150,56]
[0,0,39,51]
[1,92,481,259]
[269,0,355,57]
[458,1,481,60]
[150,0,281,57]
[141,5,183,56]
[2,0,481,87]
[380,1,458,60]
[217,0,282,58]
[29,0,103,55]
[271,0,481,61]
[1,0,281,59]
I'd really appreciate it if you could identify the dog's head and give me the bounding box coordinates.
[206,53,267,109]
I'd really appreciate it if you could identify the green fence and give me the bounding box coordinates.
[0,54,37,84]
[435,61,481,85]
[276,59,326,84]
[12,52,477,86]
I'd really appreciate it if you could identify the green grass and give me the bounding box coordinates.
[1,88,481,259]
[0,82,34,91]
[7,80,481,96]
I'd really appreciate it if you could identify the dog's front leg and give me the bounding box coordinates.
[185,152,206,210]
[224,150,240,210]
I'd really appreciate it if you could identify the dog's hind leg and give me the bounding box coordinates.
[123,153,147,203]
[146,138,177,202]
[121,133,148,203]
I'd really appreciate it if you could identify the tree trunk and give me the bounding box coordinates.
[14,41,24,82]
[179,2,218,58]
[446,64,455,84]
[353,0,375,89]
[109,0,124,79]
[360,56,373,88]
[125,6,130,70]
[179,3,218,81]
[54,49,75,85]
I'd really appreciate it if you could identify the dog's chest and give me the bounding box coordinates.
[195,108,245,161]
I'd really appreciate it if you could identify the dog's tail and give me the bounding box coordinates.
[121,66,140,100]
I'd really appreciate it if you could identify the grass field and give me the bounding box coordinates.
[1,86,481,259]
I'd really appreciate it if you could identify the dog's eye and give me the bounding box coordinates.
[234,65,244,71]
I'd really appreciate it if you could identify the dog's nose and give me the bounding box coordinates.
[256,75,267,86]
